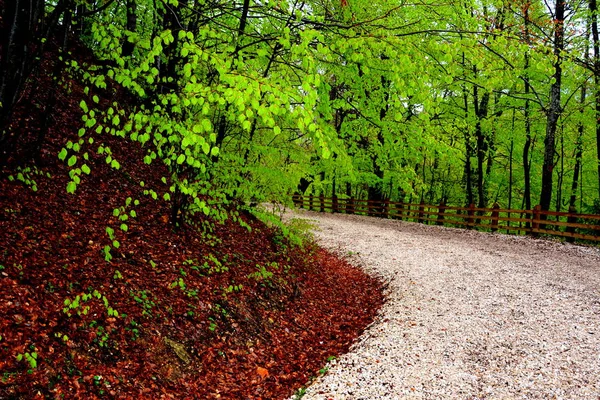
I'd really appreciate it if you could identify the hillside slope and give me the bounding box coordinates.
[0,34,383,399]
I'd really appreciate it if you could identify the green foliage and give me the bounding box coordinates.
[53,0,599,234]
[252,208,316,248]
[248,262,284,288]
[62,289,118,318]
[130,290,156,318]
[7,166,50,192]
[15,351,38,373]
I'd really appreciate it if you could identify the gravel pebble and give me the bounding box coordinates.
[284,209,600,400]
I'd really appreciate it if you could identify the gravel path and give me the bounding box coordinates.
[285,209,600,399]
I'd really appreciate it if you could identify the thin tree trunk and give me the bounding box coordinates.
[522,5,533,211]
[570,80,587,208]
[540,0,565,211]
[121,0,137,57]
[462,55,474,206]
[556,125,564,212]
[473,77,490,208]
[590,0,600,200]
[0,0,51,168]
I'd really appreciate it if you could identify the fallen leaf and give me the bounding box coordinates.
[256,367,269,378]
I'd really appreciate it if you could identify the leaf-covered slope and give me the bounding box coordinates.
[0,34,383,399]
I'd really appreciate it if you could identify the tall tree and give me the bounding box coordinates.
[540,0,566,211]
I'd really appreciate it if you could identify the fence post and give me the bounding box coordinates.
[383,199,390,218]
[332,195,339,213]
[309,195,315,211]
[436,200,446,226]
[347,197,355,214]
[531,204,541,237]
[418,199,425,224]
[396,202,404,221]
[566,205,577,243]
[319,195,325,212]
[466,203,475,229]
[491,203,500,233]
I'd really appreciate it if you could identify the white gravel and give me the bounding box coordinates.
[284,209,600,400]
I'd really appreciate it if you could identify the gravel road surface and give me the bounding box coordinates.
[285,209,600,400]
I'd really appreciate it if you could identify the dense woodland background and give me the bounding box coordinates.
[2,0,600,223]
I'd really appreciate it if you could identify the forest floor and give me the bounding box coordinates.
[286,210,600,399]
[0,37,384,398]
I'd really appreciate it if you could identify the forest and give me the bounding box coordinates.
[3,0,600,221]
[1,0,600,397]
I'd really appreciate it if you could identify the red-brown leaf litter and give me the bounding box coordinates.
[0,20,384,400]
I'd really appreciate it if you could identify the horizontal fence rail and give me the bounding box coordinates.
[292,195,600,244]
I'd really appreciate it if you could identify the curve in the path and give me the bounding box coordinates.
[290,210,600,400]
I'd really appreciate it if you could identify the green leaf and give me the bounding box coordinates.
[81,164,91,175]
[177,154,186,164]
[67,155,77,167]
[120,224,128,232]
[66,181,77,194]
[80,100,88,113]
[58,148,68,161]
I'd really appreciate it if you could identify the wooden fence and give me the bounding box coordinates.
[292,195,600,243]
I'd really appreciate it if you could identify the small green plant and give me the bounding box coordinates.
[92,324,110,347]
[126,319,140,340]
[54,332,69,343]
[169,277,186,291]
[293,387,307,399]
[221,283,243,298]
[62,289,118,318]
[130,290,156,317]
[248,262,279,287]
[208,317,218,332]
[103,197,139,262]
[185,254,228,275]
[169,277,198,298]
[16,351,38,373]
[2,371,16,383]
[8,166,51,192]
[113,269,123,280]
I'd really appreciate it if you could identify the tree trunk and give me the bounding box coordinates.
[539,0,565,211]
[590,0,600,201]
[121,0,137,57]
[570,79,587,208]
[522,6,533,211]
[556,125,564,213]
[462,54,474,206]
[0,0,42,165]
[473,81,490,208]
